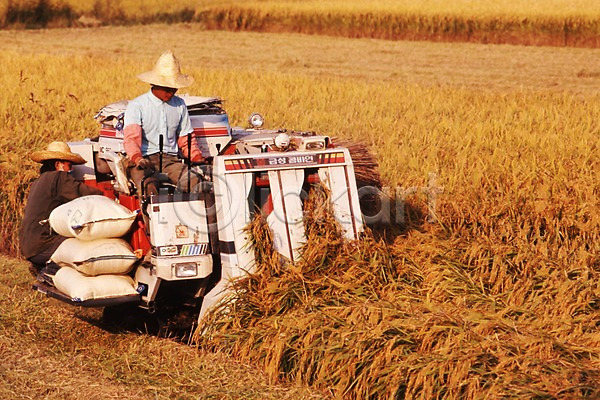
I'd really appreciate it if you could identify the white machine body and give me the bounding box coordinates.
[37,96,366,328]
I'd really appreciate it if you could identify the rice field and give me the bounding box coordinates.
[1,26,599,398]
[1,0,600,46]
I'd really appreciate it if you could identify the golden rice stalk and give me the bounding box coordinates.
[193,179,600,398]
[332,137,382,189]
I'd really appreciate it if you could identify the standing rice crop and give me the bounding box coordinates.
[194,185,600,398]
[2,0,600,47]
[195,0,600,47]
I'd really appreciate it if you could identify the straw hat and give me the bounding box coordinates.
[30,141,87,164]
[137,50,194,89]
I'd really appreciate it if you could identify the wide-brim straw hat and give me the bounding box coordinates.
[30,141,87,164]
[137,50,194,89]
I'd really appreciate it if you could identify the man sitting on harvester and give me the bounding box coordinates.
[19,141,103,280]
[123,50,204,196]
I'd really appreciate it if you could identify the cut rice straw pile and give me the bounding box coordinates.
[194,186,600,399]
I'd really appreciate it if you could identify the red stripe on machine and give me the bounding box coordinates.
[224,151,346,172]
[193,127,229,137]
[100,128,118,137]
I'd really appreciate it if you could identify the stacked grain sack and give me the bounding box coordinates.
[48,195,140,302]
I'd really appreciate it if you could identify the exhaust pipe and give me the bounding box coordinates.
[159,134,164,173]
[187,132,192,193]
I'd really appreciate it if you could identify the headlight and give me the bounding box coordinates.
[274,132,290,149]
[248,113,264,129]
[173,262,198,278]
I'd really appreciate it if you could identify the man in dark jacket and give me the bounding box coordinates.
[19,141,102,276]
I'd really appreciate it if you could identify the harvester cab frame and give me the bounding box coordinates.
[32,95,365,328]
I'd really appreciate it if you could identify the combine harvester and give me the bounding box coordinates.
[33,96,366,330]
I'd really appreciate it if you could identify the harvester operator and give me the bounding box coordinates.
[123,50,203,196]
[19,141,102,278]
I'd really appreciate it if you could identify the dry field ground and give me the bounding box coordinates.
[0,256,323,399]
[0,23,599,398]
[2,24,600,92]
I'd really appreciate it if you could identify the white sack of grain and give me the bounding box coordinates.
[51,237,138,276]
[49,195,137,240]
[54,267,138,302]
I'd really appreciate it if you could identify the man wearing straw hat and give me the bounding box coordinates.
[123,50,203,196]
[19,141,102,278]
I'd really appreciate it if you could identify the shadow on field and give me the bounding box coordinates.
[74,304,198,343]
[361,192,431,245]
